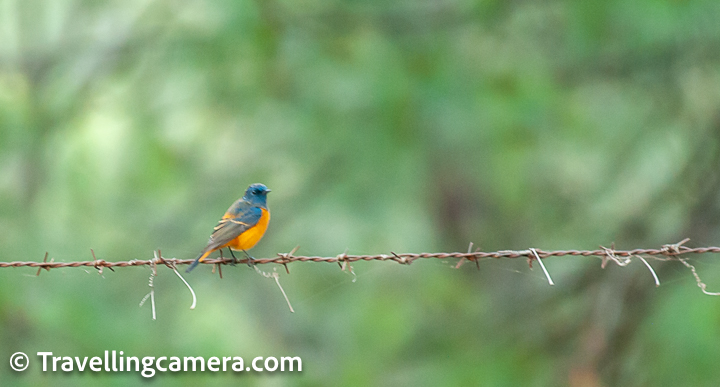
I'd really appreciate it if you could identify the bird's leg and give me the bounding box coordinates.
[228,249,238,266]
[242,250,255,267]
[220,248,236,266]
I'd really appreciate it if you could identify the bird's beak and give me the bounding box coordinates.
[266,189,272,193]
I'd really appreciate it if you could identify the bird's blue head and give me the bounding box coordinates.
[244,183,271,207]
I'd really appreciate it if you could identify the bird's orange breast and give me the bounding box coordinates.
[225,208,270,250]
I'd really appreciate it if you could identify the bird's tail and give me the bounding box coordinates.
[186,250,212,273]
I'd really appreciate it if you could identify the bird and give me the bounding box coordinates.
[186,183,271,272]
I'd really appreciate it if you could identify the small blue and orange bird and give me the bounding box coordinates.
[186,183,271,272]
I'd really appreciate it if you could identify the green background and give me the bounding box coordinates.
[2,0,720,385]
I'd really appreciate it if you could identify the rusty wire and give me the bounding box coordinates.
[0,238,716,271]
[5,238,720,315]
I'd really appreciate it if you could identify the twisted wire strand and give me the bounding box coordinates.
[1,240,715,270]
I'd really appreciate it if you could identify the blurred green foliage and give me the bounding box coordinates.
[2,0,720,385]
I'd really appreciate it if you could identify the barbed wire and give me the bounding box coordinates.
[0,238,716,270]
[3,239,719,318]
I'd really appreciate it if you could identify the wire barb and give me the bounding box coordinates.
[455,242,477,269]
[661,238,691,256]
[636,255,660,287]
[91,249,104,276]
[139,254,158,320]
[530,248,554,286]
[336,249,356,282]
[276,246,299,274]
[600,244,629,267]
[391,251,410,265]
[36,252,50,277]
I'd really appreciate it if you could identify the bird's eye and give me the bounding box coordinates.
[253,189,260,195]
